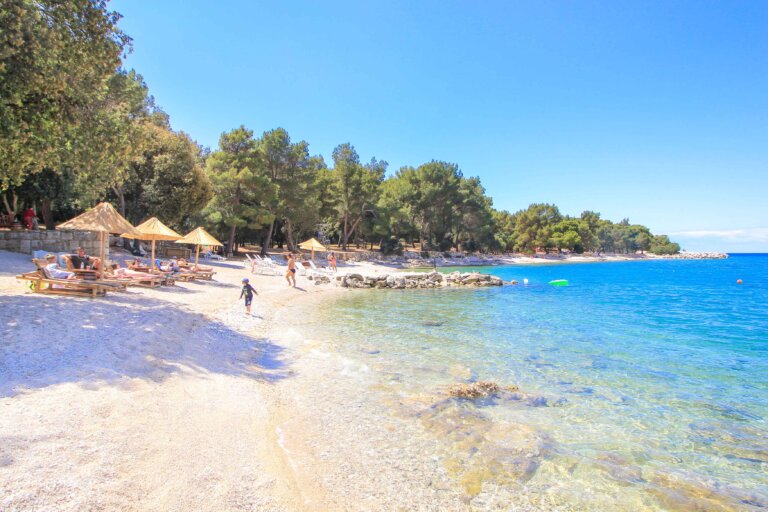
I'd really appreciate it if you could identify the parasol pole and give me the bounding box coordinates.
[100,230,106,279]
[195,244,200,269]
[151,239,156,271]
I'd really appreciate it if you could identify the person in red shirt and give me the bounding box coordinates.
[22,208,38,230]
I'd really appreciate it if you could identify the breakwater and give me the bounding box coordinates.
[660,251,728,259]
[333,271,504,289]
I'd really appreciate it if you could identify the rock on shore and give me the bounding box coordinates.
[658,251,728,259]
[337,271,504,289]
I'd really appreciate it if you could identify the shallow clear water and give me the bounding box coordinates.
[308,255,768,510]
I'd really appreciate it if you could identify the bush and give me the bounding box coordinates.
[380,236,403,256]
[438,235,453,252]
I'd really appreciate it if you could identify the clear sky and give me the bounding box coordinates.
[111,0,767,252]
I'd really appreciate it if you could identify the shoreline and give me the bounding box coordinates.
[390,251,729,270]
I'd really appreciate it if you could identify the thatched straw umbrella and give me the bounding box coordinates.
[175,227,223,269]
[57,202,142,278]
[122,217,182,271]
[298,237,327,260]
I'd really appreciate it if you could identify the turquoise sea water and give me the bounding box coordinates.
[308,255,768,510]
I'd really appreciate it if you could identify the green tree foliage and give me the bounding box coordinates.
[454,176,495,252]
[0,0,130,188]
[492,210,517,252]
[258,128,323,253]
[117,119,212,226]
[329,143,385,250]
[75,69,154,204]
[650,234,681,255]
[376,169,419,245]
[550,218,583,252]
[205,126,275,254]
[14,167,76,229]
[508,203,562,252]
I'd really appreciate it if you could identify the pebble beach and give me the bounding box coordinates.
[0,250,515,511]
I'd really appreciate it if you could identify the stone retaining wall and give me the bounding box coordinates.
[0,229,101,256]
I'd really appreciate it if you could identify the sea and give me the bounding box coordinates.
[303,254,768,510]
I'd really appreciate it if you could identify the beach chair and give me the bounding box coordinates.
[124,259,178,286]
[108,265,165,288]
[203,250,226,261]
[244,253,256,271]
[262,256,282,276]
[40,258,131,291]
[176,260,215,280]
[191,267,215,280]
[308,260,334,277]
[17,260,113,298]
[248,255,267,275]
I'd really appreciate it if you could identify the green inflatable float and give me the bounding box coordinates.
[548,279,569,287]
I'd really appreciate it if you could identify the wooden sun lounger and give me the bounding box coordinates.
[124,261,176,286]
[16,270,111,298]
[176,262,215,280]
[171,272,196,282]
[108,271,165,288]
[34,259,130,292]
[189,269,215,280]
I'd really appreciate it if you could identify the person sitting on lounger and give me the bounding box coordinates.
[168,257,181,272]
[45,254,76,279]
[155,259,171,272]
[68,247,100,270]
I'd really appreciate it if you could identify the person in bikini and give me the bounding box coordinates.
[285,253,297,287]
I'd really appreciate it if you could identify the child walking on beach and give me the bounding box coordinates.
[240,278,258,315]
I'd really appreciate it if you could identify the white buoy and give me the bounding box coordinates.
[523,278,529,285]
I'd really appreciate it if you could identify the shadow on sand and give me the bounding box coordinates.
[0,293,291,398]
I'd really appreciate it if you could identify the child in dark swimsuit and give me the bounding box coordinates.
[240,278,258,314]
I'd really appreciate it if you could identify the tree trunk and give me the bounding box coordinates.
[285,218,296,252]
[227,225,237,257]
[2,192,18,217]
[343,214,364,250]
[41,198,54,230]
[261,218,275,256]
[112,186,126,216]
[342,213,348,251]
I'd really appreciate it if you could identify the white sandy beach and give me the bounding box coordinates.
[3,250,513,511]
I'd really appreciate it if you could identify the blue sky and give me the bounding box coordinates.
[112,0,767,252]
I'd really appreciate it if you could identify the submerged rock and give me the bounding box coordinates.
[448,381,520,399]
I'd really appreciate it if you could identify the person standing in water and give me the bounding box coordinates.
[285,253,297,287]
[240,278,258,315]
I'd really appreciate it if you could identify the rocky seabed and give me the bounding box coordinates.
[331,271,504,289]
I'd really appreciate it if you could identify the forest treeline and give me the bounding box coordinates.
[0,1,680,256]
